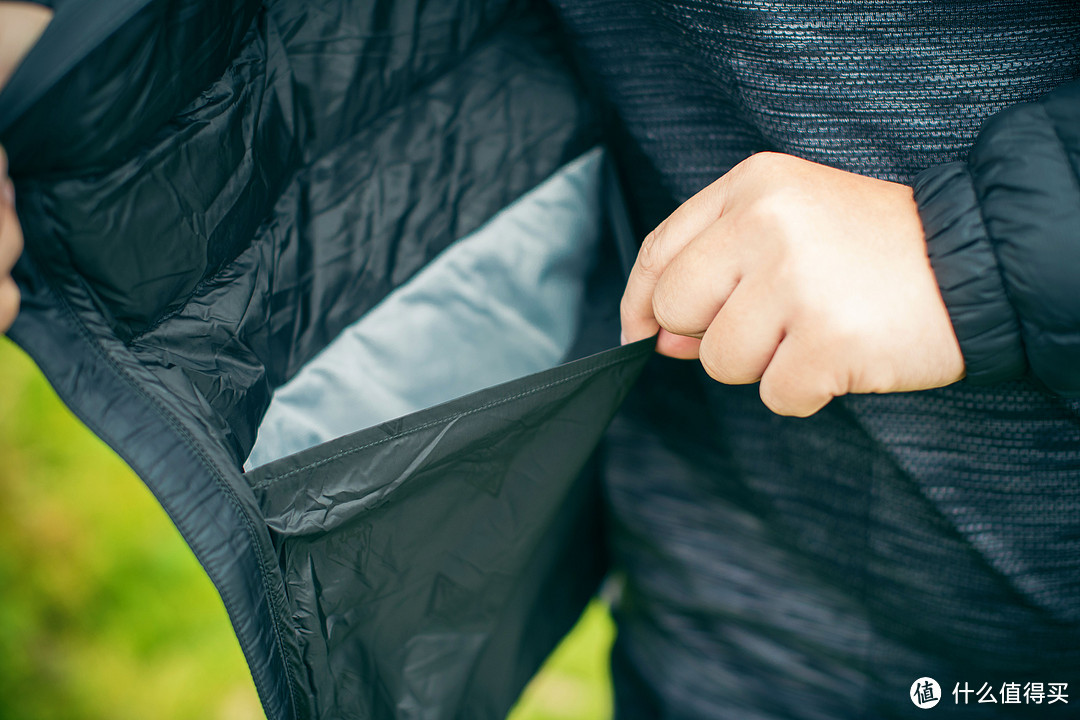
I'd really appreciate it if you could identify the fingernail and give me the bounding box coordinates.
[620,331,628,346]
[2,180,13,206]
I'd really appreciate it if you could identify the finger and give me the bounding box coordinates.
[651,222,741,339]
[758,333,838,417]
[0,275,20,334]
[655,327,701,359]
[0,201,24,275]
[621,176,731,342]
[697,279,786,385]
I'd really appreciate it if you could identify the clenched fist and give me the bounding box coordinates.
[620,152,965,417]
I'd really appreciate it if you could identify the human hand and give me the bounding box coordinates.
[0,145,22,334]
[620,152,965,417]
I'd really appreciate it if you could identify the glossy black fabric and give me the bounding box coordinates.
[915,79,1080,393]
[247,341,652,718]
[1,1,651,718]
[9,1,1079,718]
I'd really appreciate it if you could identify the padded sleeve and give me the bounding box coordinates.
[913,79,1080,395]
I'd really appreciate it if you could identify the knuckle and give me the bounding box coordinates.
[757,377,791,415]
[760,378,827,418]
[699,340,758,385]
[618,293,635,324]
[753,150,797,171]
[740,151,783,177]
[744,184,799,230]
[637,230,662,277]
[699,351,736,385]
[745,150,776,167]
[759,368,806,417]
[650,290,680,333]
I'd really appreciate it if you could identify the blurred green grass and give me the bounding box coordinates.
[0,335,613,720]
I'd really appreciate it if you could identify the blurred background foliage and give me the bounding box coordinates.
[0,336,613,720]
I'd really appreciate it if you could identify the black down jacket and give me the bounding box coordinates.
[1,1,653,718]
[913,78,1080,393]
[7,0,1080,718]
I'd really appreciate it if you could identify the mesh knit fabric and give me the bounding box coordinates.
[547,2,1080,717]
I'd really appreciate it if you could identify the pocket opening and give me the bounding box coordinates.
[245,147,610,470]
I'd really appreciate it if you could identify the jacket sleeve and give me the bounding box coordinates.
[912,78,1080,395]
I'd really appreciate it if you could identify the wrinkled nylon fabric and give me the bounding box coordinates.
[915,80,1080,393]
[1,1,649,718]
[247,149,605,469]
[247,340,652,719]
[120,4,596,460]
